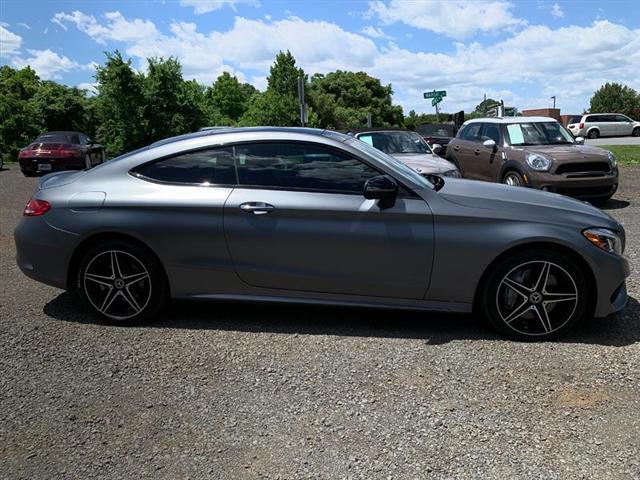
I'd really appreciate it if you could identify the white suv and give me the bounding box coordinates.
[567,113,640,139]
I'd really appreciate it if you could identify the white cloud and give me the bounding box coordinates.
[367,0,526,39]
[550,3,564,18]
[49,9,640,114]
[52,11,159,45]
[11,49,90,80]
[361,25,392,40]
[18,22,31,30]
[0,25,22,55]
[180,0,259,14]
[77,82,98,95]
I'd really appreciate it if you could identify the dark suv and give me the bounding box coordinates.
[446,117,619,201]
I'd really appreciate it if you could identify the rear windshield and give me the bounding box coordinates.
[415,124,454,137]
[568,116,582,124]
[356,131,433,155]
[35,133,80,144]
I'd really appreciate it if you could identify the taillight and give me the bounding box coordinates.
[58,145,82,157]
[18,149,30,158]
[23,199,51,216]
[579,123,584,129]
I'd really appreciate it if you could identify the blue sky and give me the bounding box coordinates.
[1,0,639,115]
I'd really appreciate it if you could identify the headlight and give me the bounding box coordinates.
[443,169,462,178]
[583,228,623,255]
[607,151,617,168]
[526,152,552,171]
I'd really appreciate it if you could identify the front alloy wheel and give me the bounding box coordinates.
[503,171,524,187]
[78,242,166,323]
[482,250,588,340]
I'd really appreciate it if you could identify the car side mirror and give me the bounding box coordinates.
[574,136,585,145]
[483,139,496,150]
[363,175,398,209]
[431,143,443,155]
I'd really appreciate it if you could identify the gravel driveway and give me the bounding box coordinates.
[1,165,639,479]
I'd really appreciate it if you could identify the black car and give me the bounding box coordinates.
[416,123,456,157]
[18,131,105,176]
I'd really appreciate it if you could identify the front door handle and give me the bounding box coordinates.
[239,202,275,215]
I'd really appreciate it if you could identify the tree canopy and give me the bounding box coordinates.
[590,83,640,119]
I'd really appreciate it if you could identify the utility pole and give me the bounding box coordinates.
[551,95,556,111]
[297,76,307,127]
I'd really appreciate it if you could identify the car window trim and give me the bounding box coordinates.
[129,140,420,198]
[129,145,237,188]
[230,139,419,198]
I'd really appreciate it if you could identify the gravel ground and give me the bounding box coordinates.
[1,165,639,479]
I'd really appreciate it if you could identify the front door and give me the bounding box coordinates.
[223,142,434,299]
[475,123,502,181]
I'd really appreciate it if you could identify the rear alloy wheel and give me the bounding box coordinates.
[588,129,600,139]
[481,250,588,340]
[77,242,166,323]
[633,127,640,137]
[503,171,524,187]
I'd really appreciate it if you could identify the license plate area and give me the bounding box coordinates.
[38,163,52,171]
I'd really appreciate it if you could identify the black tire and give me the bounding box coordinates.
[99,150,106,163]
[588,129,600,139]
[85,154,92,170]
[76,241,167,324]
[591,194,613,205]
[633,127,640,137]
[22,170,37,177]
[502,170,525,187]
[480,249,589,341]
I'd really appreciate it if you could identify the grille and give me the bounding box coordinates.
[555,162,610,175]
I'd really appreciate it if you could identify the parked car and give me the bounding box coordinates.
[0,151,3,171]
[350,128,461,178]
[15,127,628,340]
[18,131,105,176]
[415,123,456,157]
[446,117,619,201]
[567,113,640,139]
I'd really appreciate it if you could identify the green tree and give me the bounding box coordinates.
[29,81,89,133]
[205,72,255,125]
[0,66,41,160]
[473,97,498,116]
[240,51,305,126]
[590,83,640,119]
[94,51,145,156]
[308,71,404,129]
[143,57,207,143]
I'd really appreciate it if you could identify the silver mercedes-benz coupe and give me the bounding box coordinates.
[15,127,629,340]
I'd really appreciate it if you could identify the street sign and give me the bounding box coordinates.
[423,90,447,99]
[432,97,441,107]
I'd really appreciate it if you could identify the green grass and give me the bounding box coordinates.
[600,145,640,165]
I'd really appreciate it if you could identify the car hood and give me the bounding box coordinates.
[391,153,457,174]
[523,144,609,162]
[437,178,619,229]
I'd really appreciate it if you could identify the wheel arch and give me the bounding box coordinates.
[499,161,528,183]
[587,126,600,137]
[67,231,170,295]
[473,241,597,316]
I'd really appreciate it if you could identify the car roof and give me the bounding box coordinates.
[38,131,83,135]
[349,128,414,135]
[464,116,557,124]
[151,126,343,147]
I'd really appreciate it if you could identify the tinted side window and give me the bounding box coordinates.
[135,148,236,185]
[616,115,630,122]
[460,123,482,142]
[481,124,501,143]
[235,143,379,194]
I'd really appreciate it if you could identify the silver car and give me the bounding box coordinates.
[567,113,640,139]
[351,129,461,178]
[15,127,629,340]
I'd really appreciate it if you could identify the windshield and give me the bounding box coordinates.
[347,137,433,189]
[505,122,575,146]
[357,131,433,155]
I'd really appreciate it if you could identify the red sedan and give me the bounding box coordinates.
[19,131,105,176]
